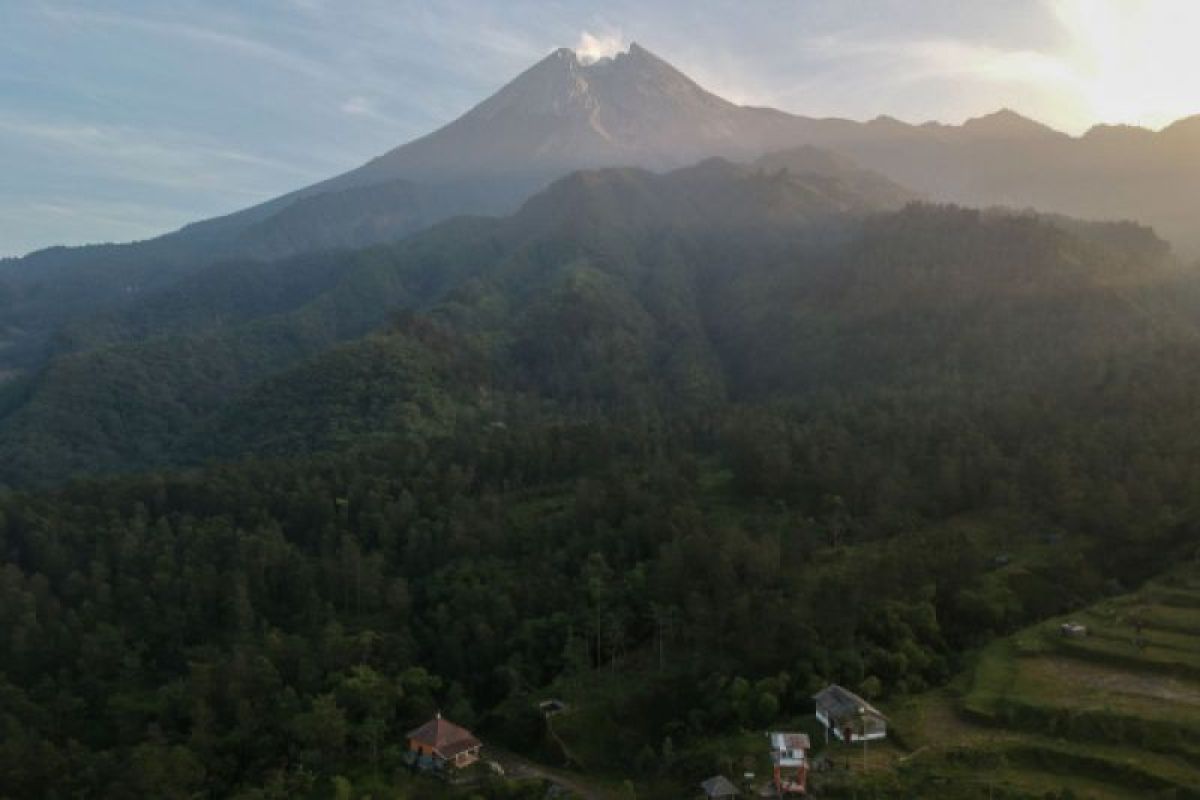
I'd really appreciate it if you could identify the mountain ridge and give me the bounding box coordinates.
[0,150,1180,486]
[5,42,1194,263]
[4,42,1196,270]
[3,41,1200,384]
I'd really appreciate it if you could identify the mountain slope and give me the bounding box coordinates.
[0,157,910,485]
[7,43,1200,383]
[828,110,1200,257]
[1,154,1191,487]
[7,145,1200,800]
[343,44,808,184]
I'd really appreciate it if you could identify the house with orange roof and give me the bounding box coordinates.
[406,712,482,769]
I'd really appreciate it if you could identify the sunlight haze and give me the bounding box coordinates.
[8,4,1200,798]
[2,0,1199,257]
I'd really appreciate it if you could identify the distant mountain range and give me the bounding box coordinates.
[2,44,1196,308]
[0,41,1198,413]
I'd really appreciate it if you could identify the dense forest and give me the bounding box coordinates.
[3,160,1200,796]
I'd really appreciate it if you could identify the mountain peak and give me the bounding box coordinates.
[353,41,750,181]
[548,39,658,68]
[567,39,650,66]
[1160,114,1200,145]
[1081,122,1155,144]
[472,41,709,112]
[962,108,1061,139]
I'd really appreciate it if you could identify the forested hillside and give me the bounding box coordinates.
[3,149,1200,796]
[0,157,909,485]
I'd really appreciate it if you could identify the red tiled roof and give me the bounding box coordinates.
[407,715,481,758]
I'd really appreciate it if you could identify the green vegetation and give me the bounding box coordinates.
[3,162,1200,796]
[891,565,1200,797]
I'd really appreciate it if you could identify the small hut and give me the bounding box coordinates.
[699,775,740,799]
[1060,622,1088,638]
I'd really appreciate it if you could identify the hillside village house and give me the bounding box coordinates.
[813,685,887,743]
[406,713,482,769]
[769,731,810,795]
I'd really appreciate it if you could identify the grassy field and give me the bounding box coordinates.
[890,562,1200,798]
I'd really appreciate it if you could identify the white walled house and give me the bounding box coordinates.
[813,684,887,743]
[768,731,810,795]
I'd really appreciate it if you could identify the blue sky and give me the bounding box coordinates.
[3,0,1199,258]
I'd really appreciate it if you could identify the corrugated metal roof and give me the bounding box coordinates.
[812,684,886,723]
[770,732,811,751]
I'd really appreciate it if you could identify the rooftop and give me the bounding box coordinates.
[812,684,886,722]
[700,774,740,798]
[770,731,810,767]
[406,714,481,758]
[770,732,811,751]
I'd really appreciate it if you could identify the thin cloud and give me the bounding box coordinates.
[341,96,374,116]
[23,199,186,230]
[38,3,328,80]
[339,95,408,129]
[0,114,326,194]
[831,37,1077,92]
[0,197,201,252]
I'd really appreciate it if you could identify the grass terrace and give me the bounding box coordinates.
[890,562,1200,797]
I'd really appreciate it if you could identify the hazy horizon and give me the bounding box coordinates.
[4,0,1200,258]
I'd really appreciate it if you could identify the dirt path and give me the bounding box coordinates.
[488,747,617,800]
[545,713,587,769]
[907,690,1017,748]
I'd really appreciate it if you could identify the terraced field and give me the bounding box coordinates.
[530,568,1200,797]
[892,565,1200,798]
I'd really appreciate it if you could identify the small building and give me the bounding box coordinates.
[1060,622,1088,638]
[813,685,887,743]
[407,713,482,769]
[769,732,810,795]
[699,774,740,799]
[770,732,810,766]
[538,698,568,716]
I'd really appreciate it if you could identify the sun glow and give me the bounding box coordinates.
[1051,0,1200,129]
